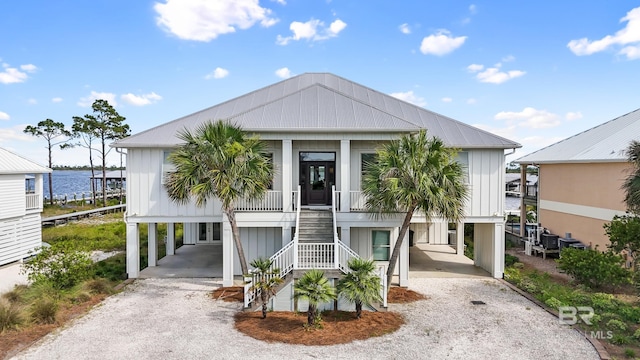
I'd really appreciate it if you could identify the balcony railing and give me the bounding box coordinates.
[25,193,40,210]
[236,191,282,211]
[349,191,366,211]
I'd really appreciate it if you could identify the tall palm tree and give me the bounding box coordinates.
[623,140,640,213]
[337,258,382,319]
[249,257,283,319]
[293,269,336,326]
[362,129,469,289]
[165,120,274,275]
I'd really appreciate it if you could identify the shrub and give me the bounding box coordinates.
[606,319,628,332]
[2,285,28,304]
[557,248,631,289]
[544,297,564,310]
[633,328,640,340]
[504,267,522,284]
[92,253,126,281]
[505,254,520,267]
[31,298,58,324]
[624,348,636,359]
[84,278,113,295]
[0,299,24,332]
[21,243,94,289]
[611,334,631,345]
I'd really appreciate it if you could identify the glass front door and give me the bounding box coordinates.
[197,223,221,244]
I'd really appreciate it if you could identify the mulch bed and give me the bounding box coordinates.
[211,286,244,303]
[387,287,428,303]
[234,310,404,345]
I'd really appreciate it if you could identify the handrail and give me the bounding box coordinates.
[293,185,301,269]
[331,185,339,268]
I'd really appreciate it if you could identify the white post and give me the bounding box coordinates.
[493,223,504,278]
[222,217,234,286]
[456,221,464,256]
[340,140,350,212]
[148,223,157,267]
[166,222,175,255]
[35,173,44,208]
[282,139,293,212]
[399,228,409,287]
[126,222,140,278]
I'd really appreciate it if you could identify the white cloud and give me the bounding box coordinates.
[389,90,426,107]
[154,0,278,42]
[420,29,467,55]
[0,125,32,142]
[567,6,640,59]
[495,107,561,129]
[565,111,583,121]
[473,123,517,141]
[276,18,347,45]
[275,67,292,79]
[0,63,38,84]
[502,55,515,62]
[205,67,230,79]
[27,98,37,105]
[78,91,118,107]
[466,98,477,104]
[468,62,525,84]
[0,111,9,120]
[52,97,63,103]
[469,4,477,14]
[271,0,286,4]
[121,92,162,106]
[399,23,411,34]
[441,97,453,103]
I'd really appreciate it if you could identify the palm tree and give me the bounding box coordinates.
[337,258,382,319]
[249,257,283,319]
[293,269,336,326]
[362,129,469,289]
[623,140,640,213]
[165,120,274,275]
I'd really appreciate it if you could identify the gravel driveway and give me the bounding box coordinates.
[12,278,599,360]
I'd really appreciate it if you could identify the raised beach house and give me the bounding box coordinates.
[113,73,520,304]
[0,147,50,266]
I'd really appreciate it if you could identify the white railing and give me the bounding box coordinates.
[236,190,282,211]
[337,240,359,273]
[25,193,40,210]
[349,191,366,211]
[244,240,295,308]
[45,189,126,205]
[293,185,301,268]
[297,243,335,269]
[378,265,388,307]
[332,186,339,266]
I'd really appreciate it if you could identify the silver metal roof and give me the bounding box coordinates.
[114,73,521,149]
[0,147,51,174]
[515,108,640,164]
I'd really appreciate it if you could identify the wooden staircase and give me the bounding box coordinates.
[297,209,334,243]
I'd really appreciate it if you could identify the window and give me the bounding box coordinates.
[161,150,176,185]
[372,230,391,261]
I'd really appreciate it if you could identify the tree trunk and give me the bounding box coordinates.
[355,301,362,319]
[47,141,53,205]
[262,303,267,319]
[308,304,316,326]
[89,156,96,205]
[386,204,417,290]
[102,139,107,207]
[225,207,249,275]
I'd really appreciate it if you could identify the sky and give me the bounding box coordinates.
[1,1,640,167]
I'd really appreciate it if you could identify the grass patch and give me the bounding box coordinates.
[42,219,126,252]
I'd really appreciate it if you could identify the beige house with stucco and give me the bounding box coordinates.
[515,108,639,250]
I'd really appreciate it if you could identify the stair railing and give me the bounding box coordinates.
[331,185,340,268]
[293,185,301,269]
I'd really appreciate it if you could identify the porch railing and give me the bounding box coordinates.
[297,243,335,269]
[349,191,366,211]
[236,190,282,211]
[25,193,40,210]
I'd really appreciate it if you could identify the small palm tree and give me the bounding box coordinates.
[623,140,640,213]
[249,257,283,319]
[362,129,469,289]
[293,269,336,326]
[337,258,382,319]
[165,120,274,275]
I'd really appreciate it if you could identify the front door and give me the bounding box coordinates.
[197,223,221,244]
[300,156,335,205]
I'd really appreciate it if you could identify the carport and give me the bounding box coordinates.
[139,244,223,278]
[409,243,490,278]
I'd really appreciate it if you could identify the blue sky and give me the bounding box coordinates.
[1,1,639,166]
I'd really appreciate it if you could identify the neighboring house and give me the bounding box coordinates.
[515,108,640,250]
[505,173,538,197]
[0,147,51,266]
[113,73,520,295]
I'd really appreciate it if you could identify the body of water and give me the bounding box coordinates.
[42,170,93,196]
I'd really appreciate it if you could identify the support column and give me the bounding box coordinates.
[399,228,409,287]
[126,222,140,278]
[340,140,350,212]
[166,223,175,255]
[494,223,504,278]
[340,226,351,247]
[282,139,293,212]
[520,165,527,241]
[148,223,157,267]
[456,222,464,256]
[35,174,44,208]
[222,218,234,287]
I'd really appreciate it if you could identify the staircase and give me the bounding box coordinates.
[297,209,334,243]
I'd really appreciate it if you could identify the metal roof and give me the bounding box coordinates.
[0,147,51,174]
[114,73,521,149]
[515,108,640,164]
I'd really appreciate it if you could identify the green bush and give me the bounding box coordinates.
[92,253,126,282]
[505,254,520,267]
[22,244,94,289]
[2,285,28,304]
[632,328,640,340]
[606,319,627,332]
[557,248,631,289]
[610,334,631,345]
[0,299,24,332]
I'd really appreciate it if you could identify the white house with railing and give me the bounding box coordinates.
[0,147,51,266]
[113,73,520,309]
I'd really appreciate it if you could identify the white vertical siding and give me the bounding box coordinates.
[0,175,26,219]
[233,227,283,275]
[410,223,428,244]
[473,223,494,275]
[127,149,222,218]
[349,141,379,191]
[0,213,41,265]
[468,149,505,217]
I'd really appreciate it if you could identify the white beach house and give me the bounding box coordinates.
[113,73,520,297]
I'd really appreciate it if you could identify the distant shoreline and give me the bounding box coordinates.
[52,167,125,171]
